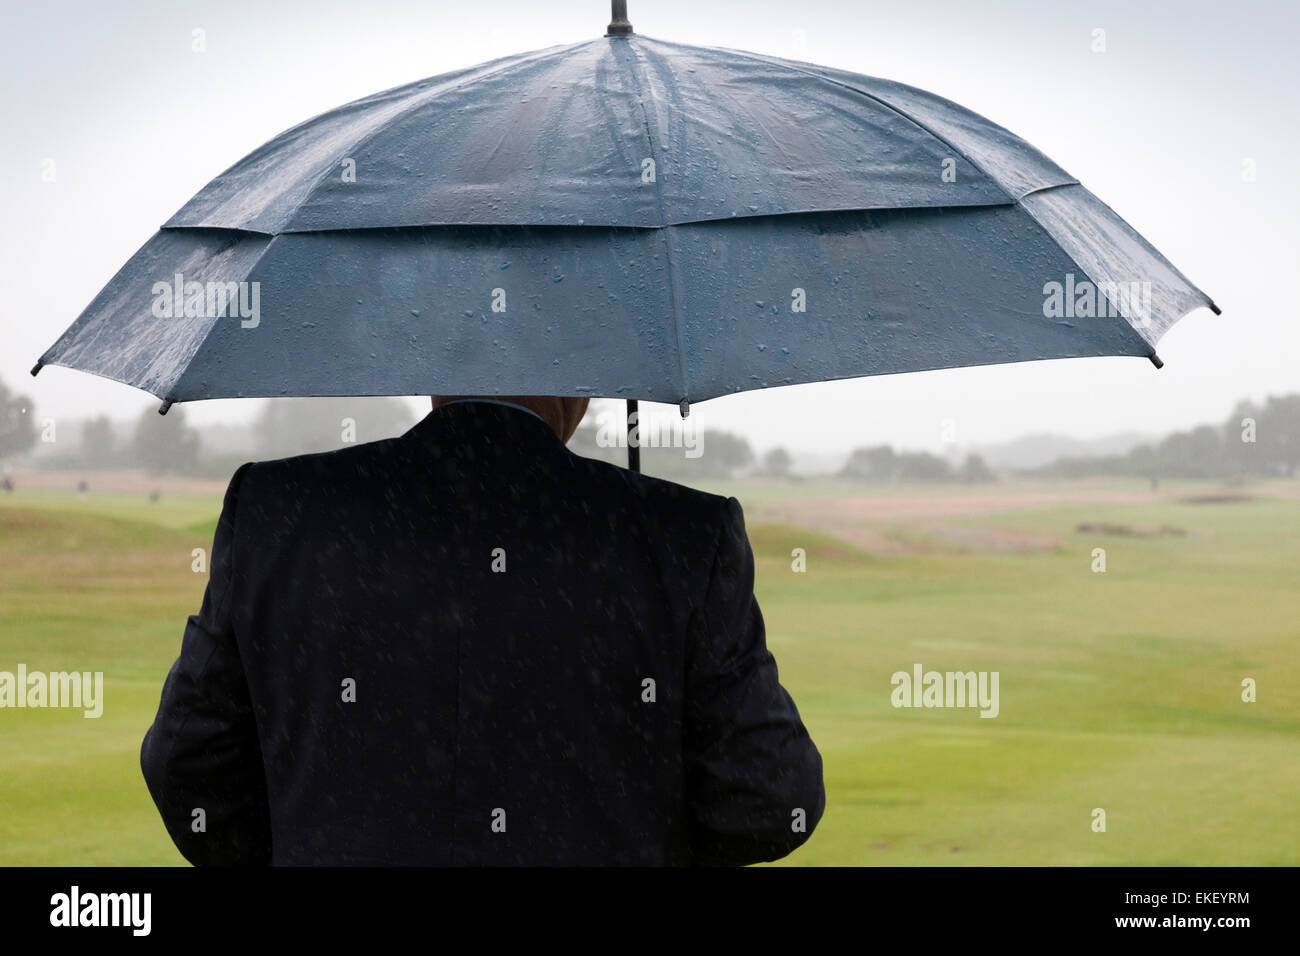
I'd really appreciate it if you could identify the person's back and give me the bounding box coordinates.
[141,399,824,865]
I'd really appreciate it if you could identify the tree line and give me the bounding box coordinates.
[3,374,1298,483]
[1035,395,1300,480]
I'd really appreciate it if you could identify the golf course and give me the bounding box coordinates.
[1,472,1297,865]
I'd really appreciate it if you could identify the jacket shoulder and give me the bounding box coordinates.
[225,436,410,521]
[565,450,742,540]
[238,434,406,480]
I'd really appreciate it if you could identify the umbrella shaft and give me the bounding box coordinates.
[627,399,640,473]
[608,1,633,35]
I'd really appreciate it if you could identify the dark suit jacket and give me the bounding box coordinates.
[141,400,824,865]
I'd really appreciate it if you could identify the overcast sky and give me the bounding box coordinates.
[3,0,1294,456]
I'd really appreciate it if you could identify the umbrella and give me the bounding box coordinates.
[32,1,1217,471]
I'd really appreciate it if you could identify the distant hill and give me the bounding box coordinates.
[973,432,1154,473]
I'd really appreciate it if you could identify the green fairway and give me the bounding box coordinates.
[1,481,1296,865]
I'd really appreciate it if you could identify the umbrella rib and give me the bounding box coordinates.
[617,41,691,404]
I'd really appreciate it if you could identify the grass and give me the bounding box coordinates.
[0,480,1296,864]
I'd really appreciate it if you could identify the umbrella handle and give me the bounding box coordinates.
[607,1,634,36]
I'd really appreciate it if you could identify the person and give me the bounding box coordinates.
[140,396,824,865]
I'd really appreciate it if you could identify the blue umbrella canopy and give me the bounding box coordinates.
[33,3,1217,414]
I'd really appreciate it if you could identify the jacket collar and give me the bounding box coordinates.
[401,399,566,458]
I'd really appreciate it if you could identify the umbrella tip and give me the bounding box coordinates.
[1148,352,1164,370]
[607,0,633,35]
[679,398,690,418]
[1209,302,1222,316]
[29,361,42,377]
[158,400,173,416]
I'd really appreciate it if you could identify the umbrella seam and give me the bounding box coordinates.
[168,198,1057,237]
[618,40,691,402]
[260,195,1023,233]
